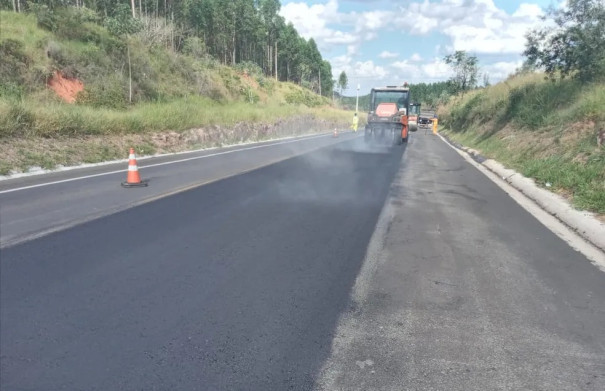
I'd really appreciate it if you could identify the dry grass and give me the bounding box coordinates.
[0,115,351,175]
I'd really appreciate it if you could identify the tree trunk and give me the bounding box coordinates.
[268,44,271,76]
[131,0,136,18]
[171,11,175,51]
[319,68,322,96]
[12,0,16,13]
[15,0,20,13]
[274,41,278,81]
[139,0,142,18]
[232,32,236,65]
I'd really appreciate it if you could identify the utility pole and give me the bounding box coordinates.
[131,0,136,18]
[319,68,322,96]
[355,84,360,114]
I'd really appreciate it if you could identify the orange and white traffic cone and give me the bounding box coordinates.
[121,148,147,187]
[333,128,339,138]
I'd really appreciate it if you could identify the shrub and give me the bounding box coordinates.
[0,39,31,87]
[77,75,127,109]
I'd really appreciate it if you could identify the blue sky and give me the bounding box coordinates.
[280,0,560,95]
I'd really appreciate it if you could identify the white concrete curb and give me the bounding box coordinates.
[440,134,605,254]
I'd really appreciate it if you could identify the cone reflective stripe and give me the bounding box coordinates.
[121,148,148,187]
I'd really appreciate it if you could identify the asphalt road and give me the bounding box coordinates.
[0,132,351,247]
[1,135,403,390]
[2,132,604,390]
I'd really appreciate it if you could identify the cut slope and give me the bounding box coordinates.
[439,73,605,214]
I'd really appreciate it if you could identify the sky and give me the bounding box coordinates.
[280,0,561,95]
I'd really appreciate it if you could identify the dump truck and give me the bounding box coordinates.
[364,85,417,145]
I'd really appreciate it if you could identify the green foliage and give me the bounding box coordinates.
[337,70,348,96]
[0,95,345,138]
[30,3,56,31]
[0,3,337,142]
[447,93,484,131]
[409,81,455,107]
[524,0,605,82]
[234,61,263,77]
[0,39,31,97]
[77,74,127,109]
[503,80,583,129]
[440,73,605,213]
[285,87,328,107]
[182,36,207,58]
[104,4,143,36]
[444,51,479,93]
[0,101,35,137]
[2,0,331,99]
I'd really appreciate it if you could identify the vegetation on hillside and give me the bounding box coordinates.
[1,0,334,94]
[438,0,604,214]
[0,3,354,174]
[440,75,604,214]
[524,0,605,82]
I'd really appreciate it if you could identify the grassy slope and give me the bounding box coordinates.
[439,73,605,214]
[0,11,354,173]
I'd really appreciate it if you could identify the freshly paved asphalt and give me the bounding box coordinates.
[1,132,604,391]
[0,133,350,247]
[1,136,403,390]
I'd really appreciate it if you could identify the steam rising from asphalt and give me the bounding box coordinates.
[275,134,399,206]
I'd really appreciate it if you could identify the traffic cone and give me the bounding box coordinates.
[333,128,339,138]
[121,148,148,188]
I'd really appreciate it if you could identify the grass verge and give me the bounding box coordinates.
[439,73,605,214]
[0,110,355,176]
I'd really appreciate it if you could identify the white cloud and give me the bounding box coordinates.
[391,58,453,82]
[331,54,387,83]
[283,0,546,93]
[324,31,358,45]
[482,60,524,80]
[410,53,423,62]
[379,51,399,59]
[347,45,359,56]
[399,0,545,54]
[391,60,418,74]
[356,60,388,79]
[280,0,346,49]
[282,0,545,56]
[421,59,453,80]
[353,10,394,33]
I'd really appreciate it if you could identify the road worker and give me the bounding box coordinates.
[352,113,359,132]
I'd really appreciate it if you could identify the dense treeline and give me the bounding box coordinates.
[1,0,334,95]
[338,80,454,111]
[409,81,455,108]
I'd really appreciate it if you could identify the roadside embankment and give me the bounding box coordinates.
[0,10,357,176]
[439,72,605,216]
[0,113,352,177]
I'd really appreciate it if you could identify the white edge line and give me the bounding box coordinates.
[0,133,331,195]
[0,131,337,181]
